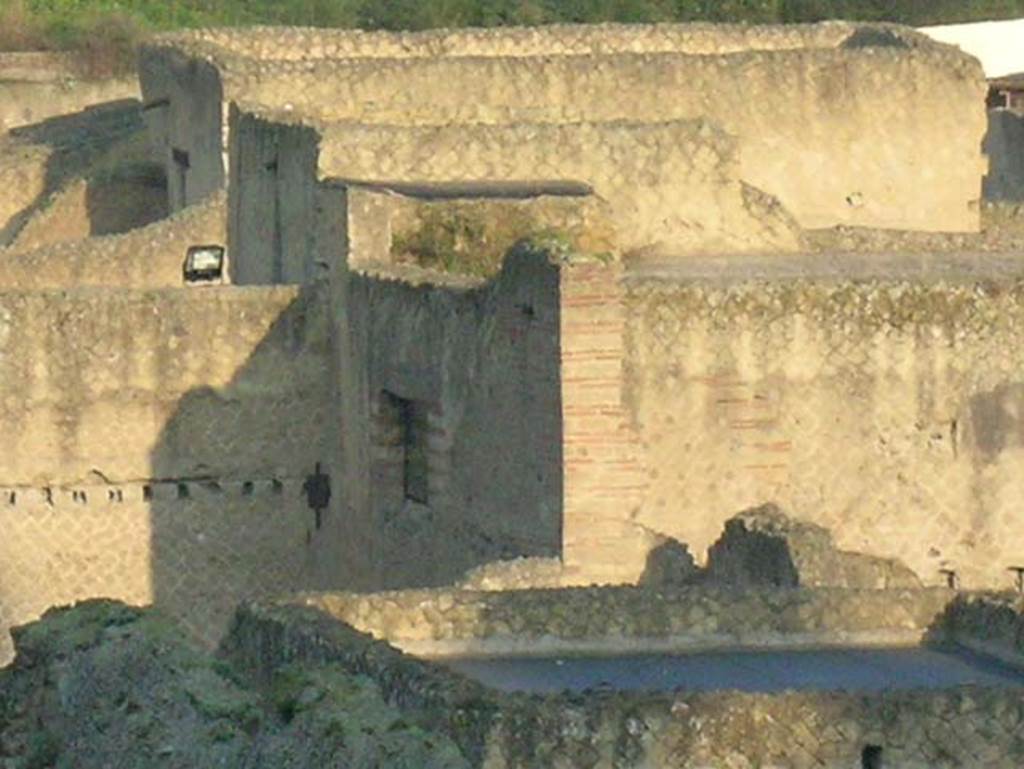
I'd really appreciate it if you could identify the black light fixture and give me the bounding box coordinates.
[183,245,225,283]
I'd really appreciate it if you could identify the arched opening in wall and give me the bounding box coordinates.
[862,745,884,768]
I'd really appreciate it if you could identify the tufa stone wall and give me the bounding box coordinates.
[0,52,138,133]
[556,252,1024,589]
[0,99,147,246]
[311,117,800,256]
[326,245,563,592]
[230,107,800,273]
[226,601,1024,768]
[0,285,332,663]
[223,39,983,233]
[143,22,984,231]
[0,191,223,289]
[144,21,870,64]
[985,108,1024,201]
[294,585,954,658]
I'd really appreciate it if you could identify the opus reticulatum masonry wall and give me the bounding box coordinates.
[558,252,1024,590]
[227,106,800,284]
[142,21,986,232]
[0,285,332,662]
[326,245,564,591]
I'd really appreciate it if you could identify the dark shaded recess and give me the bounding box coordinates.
[1,98,167,245]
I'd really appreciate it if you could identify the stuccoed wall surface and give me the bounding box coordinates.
[329,246,563,591]
[227,601,1024,769]
[0,191,224,289]
[296,585,954,655]
[591,252,1024,590]
[0,286,332,662]
[230,42,984,234]
[310,117,800,255]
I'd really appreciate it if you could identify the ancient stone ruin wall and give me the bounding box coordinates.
[229,106,800,278]
[326,246,563,591]
[0,285,332,662]
[136,48,225,209]
[146,20,869,63]
[0,191,224,289]
[313,117,800,255]
[228,601,1024,769]
[231,109,620,284]
[0,99,149,248]
[985,108,1024,201]
[228,40,985,233]
[558,253,1024,590]
[297,585,954,657]
[144,22,984,231]
[0,52,138,134]
[340,185,617,275]
[227,107,320,284]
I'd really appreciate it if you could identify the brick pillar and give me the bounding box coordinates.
[559,261,649,584]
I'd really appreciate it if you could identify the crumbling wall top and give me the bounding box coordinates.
[140,20,949,75]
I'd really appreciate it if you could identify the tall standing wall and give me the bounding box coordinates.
[237,45,985,233]
[141,22,986,232]
[559,253,1024,590]
[227,109,803,283]
[0,286,332,662]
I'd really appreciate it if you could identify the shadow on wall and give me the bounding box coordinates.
[341,246,564,591]
[147,284,334,647]
[84,162,168,236]
[1,99,165,246]
[984,109,1024,201]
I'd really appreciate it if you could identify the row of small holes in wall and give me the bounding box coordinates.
[3,480,287,506]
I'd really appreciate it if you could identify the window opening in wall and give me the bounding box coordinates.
[172,148,190,209]
[861,745,884,769]
[383,391,430,504]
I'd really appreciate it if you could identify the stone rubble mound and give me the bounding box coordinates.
[705,502,922,589]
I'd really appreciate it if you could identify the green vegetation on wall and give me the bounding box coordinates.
[2,0,1023,75]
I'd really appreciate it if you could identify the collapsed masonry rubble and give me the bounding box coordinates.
[705,503,923,590]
